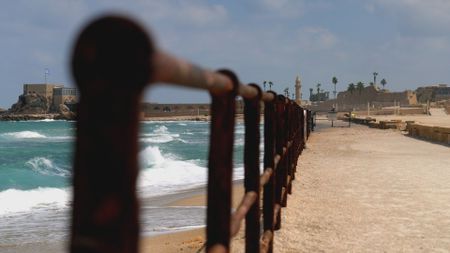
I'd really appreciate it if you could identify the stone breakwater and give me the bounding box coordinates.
[346,116,450,145]
[0,113,59,121]
[407,123,450,145]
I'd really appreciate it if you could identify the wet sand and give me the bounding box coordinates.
[139,181,245,253]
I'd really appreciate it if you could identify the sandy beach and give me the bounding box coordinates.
[270,121,450,252]
[140,181,246,253]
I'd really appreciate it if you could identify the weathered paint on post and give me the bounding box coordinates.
[274,95,286,230]
[71,16,152,253]
[206,70,238,252]
[243,84,262,253]
[263,91,277,253]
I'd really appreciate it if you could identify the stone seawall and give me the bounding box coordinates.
[346,116,450,146]
[407,123,450,145]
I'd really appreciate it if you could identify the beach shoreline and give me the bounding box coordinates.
[0,113,247,122]
[139,180,245,252]
[0,180,245,253]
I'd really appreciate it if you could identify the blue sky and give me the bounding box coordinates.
[1,0,450,108]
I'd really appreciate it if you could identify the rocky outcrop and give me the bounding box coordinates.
[9,93,51,114]
[2,94,77,121]
[54,104,76,120]
[0,114,57,121]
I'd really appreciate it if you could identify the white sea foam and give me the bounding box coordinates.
[140,125,186,143]
[154,125,169,134]
[2,131,46,139]
[138,146,207,197]
[138,146,244,197]
[26,157,71,177]
[235,129,245,135]
[49,136,74,141]
[0,187,70,215]
[139,146,166,166]
[235,137,244,146]
[141,135,174,143]
[141,120,179,124]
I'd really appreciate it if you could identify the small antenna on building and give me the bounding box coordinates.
[45,68,50,84]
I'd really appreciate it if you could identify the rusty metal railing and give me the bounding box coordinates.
[70,15,312,253]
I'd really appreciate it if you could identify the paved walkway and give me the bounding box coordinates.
[273,122,450,252]
[429,108,448,117]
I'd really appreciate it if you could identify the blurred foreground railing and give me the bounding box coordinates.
[70,15,312,253]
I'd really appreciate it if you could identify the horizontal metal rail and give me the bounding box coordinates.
[69,15,312,253]
[153,50,277,102]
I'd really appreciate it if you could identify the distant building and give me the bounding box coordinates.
[141,101,245,117]
[23,83,63,99]
[22,83,78,111]
[309,86,417,111]
[416,84,450,103]
[53,87,79,109]
[310,91,329,102]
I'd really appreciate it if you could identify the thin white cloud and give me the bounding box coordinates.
[103,0,228,27]
[258,0,305,18]
[297,27,338,51]
[32,50,56,66]
[364,3,376,13]
[179,3,228,26]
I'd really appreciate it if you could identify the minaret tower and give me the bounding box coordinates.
[295,75,302,105]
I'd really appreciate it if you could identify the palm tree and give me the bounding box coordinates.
[332,76,338,99]
[356,81,365,94]
[263,81,267,91]
[347,83,355,94]
[309,88,313,100]
[284,87,289,97]
[380,78,387,90]
[316,83,321,96]
[269,81,273,90]
[373,72,378,86]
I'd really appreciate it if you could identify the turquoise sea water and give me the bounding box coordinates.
[0,120,250,247]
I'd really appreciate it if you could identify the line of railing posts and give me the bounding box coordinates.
[69,15,312,253]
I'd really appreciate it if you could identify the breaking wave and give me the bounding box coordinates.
[1,131,46,139]
[0,187,70,215]
[25,157,71,177]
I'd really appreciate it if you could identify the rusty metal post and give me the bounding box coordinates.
[274,95,286,230]
[307,110,313,134]
[206,70,238,252]
[293,107,302,175]
[300,108,305,152]
[243,84,262,253]
[291,106,299,179]
[281,100,290,207]
[287,102,294,194]
[263,91,277,253]
[70,16,152,253]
